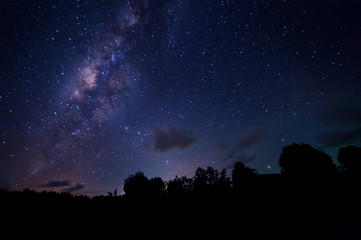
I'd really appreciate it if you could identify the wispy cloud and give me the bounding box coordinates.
[225,128,266,161]
[40,180,71,188]
[315,127,361,148]
[153,127,197,152]
[61,183,85,193]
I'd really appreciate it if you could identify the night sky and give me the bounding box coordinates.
[1,0,361,195]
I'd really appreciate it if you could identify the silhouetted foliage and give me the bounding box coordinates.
[167,176,193,195]
[192,167,231,194]
[279,143,338,177]
[338,145,361,176]
[149,177,165,196]
[123,171,150,198]
[2,143,361,239]
[107,188,118,197]
[193,167,214,193]
[123,172,165,199]
[232,161,257,190]
[214,169,231,193]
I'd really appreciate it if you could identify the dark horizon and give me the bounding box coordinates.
[2,143,361,238]
[2,143,360,198]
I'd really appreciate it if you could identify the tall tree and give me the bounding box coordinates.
[338,145,361,175]
[279,143,338,176]
[232,161,257,190]
[123,171,150,198]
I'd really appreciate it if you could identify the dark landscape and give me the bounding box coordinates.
[2,144,361,239]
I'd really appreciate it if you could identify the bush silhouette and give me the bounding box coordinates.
[338,145,361,176]
[149,177,165,196]
[192,167,231,193]
[214,169,231,193]
[193,167,215,193]
[123,171,150,198]
[232,161,257,190]
[279,143,338,177]
[167,176,193,195]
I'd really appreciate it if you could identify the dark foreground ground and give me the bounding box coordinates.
[2,175,361,239]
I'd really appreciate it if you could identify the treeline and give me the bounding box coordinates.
[2,143,361,200]
[119,143,361,199]
[1,143,361,239]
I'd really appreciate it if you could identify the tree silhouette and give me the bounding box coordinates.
[123,171,150,198]
[279,143,338,177]
[232,161,257,190]
[193,167,214,193]
[167,176,193,195]
[2,143,361,239]
[192,167,231,193]
[214,169,231,193]
[338,145,361,176]
[149,177,165,196]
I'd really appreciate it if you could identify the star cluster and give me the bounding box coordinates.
[1,0,361,195]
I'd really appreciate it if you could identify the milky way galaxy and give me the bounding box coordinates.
[30,1,150,193]
[1,0,361,195]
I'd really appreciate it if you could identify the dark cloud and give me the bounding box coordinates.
[154,127,197,152]
[236,152,256,164]
[317,105,361,126]
[225,153,256,169]
[222,128,266,170]
[40,180,85,193]
[41,180,71,188]
[236,128,266,151]
[225,128,266,160]
[61,183,85,193]
[315,127,361,148]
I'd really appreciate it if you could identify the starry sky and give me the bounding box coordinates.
[1,0,361,195]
